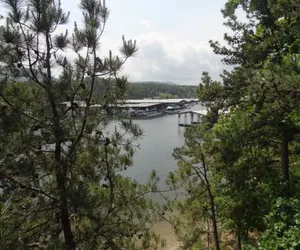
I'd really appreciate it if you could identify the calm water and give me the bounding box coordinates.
[125,115,184,184]
[119,104,202,185]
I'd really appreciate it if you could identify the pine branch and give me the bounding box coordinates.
[0,171,58,202]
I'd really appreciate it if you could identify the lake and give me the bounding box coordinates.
[118,104,202,184]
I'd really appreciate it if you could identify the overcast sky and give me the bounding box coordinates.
[61,0,232,85]
[1,0,232,85]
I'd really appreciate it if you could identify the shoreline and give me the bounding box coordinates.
[152,220,180,250]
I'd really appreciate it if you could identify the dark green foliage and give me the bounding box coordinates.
[0,0,164,249]
[171,0,300,248]
[82,79,197,101]
[167,126,221,250]
[127,82,197,99]
[244,198,300,250]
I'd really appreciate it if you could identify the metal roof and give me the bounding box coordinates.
[179,109,230,116]
[118,103,160,108]
[179,109,207,115]
[125,99,198,104]
[192,110,208,115]
[59,99,199,108]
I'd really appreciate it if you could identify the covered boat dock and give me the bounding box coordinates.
[178,109,207,127]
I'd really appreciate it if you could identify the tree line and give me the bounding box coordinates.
[127,82,197,99]
[80,79,197,101]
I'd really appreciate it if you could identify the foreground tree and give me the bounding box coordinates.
[167,125,221,250]
[208,0,300,196]
[246,198,300,250]
[0,1,164,249]
[173,0,300,248]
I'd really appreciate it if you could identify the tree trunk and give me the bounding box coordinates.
[200,153,220,250]
[207,187,221,250]
[207,219,210,250]
[237,231,242,250]
[281,134,290,197]
[56,146,76,250]
[44,28,76,249]
[51,101,76,249]
[60,199,76,250]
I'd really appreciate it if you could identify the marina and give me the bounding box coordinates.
[59,98,200,119]
[118,99,199,118]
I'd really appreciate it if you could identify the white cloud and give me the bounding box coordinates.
[0,0,231,86]
[123,33,227,85]
[141,19,152,29]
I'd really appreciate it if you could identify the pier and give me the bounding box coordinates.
[178,110,207,127]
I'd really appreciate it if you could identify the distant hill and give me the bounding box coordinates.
[0,74,197,100]
[132,81,177,85]
[127,81,197,99]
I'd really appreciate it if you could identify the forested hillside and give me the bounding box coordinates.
[82,79,197,100]
[84,79,198,99]
[127,82,197,99]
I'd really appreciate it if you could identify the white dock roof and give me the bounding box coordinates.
[125,98,198,104]
[118,103,160,108]
[192,110,208,115]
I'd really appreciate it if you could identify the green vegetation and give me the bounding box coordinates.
[168,0,300,249]
[127,82,197,99]
[2,0,300,249]
[82,79,197,100]
[0,1,164,249]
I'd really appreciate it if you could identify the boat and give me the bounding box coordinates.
[165,105,181,114]
[184,104,192,109]
[130,108,163,119]
[142,110,163,118]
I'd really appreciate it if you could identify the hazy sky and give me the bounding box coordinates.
[1,0,232,85]
[61,0,232,85]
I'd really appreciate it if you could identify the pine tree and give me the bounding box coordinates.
[208,0,300,196]
[0,1,164,249]
[167,125,221,250]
